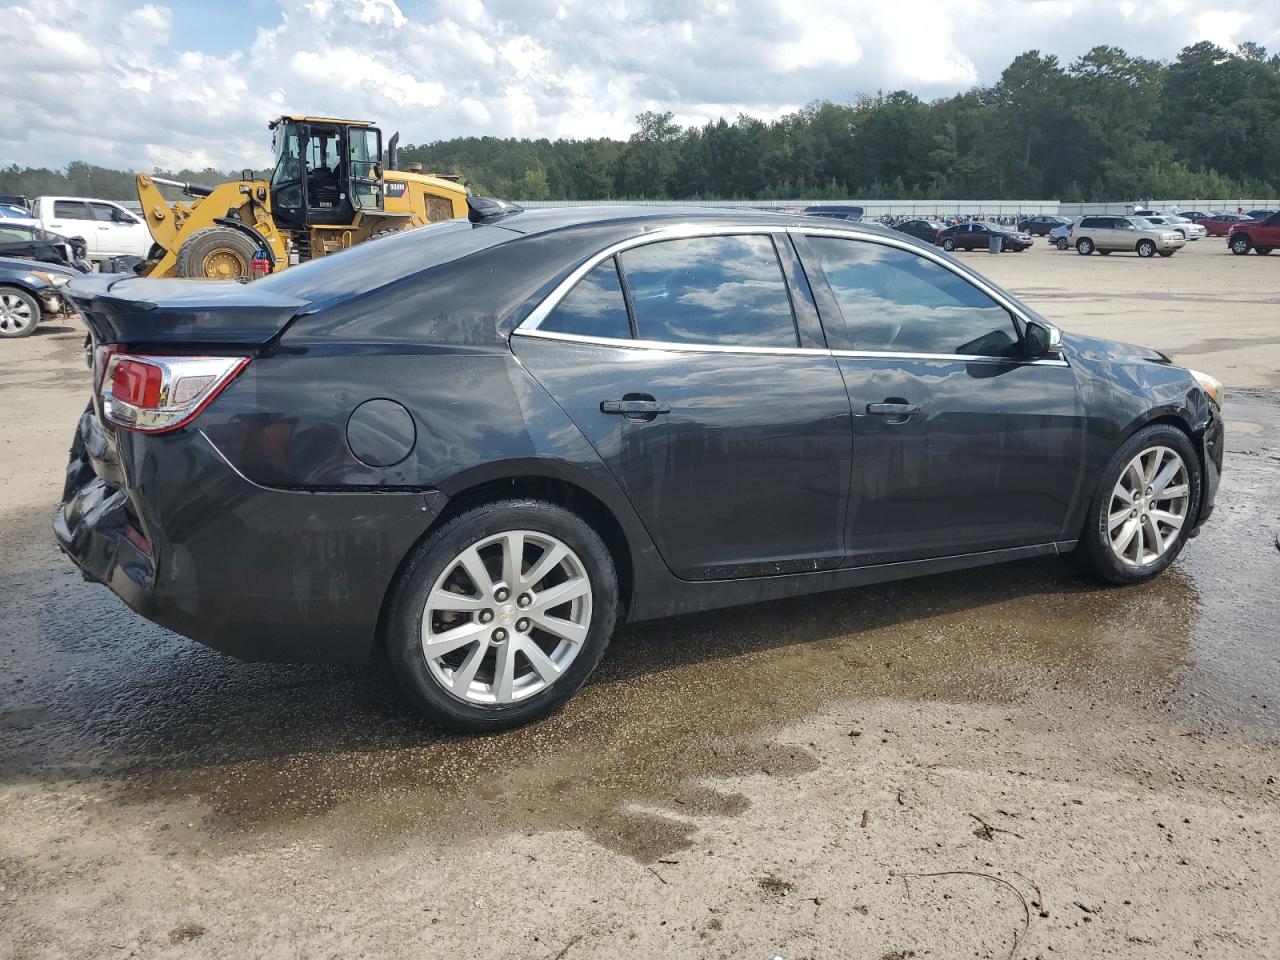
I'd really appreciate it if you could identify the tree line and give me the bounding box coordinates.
[4,41,1278,204]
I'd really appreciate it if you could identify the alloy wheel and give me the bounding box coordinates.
[421,530,593,705]
[1106,446,1190,567]
[0,293,35,335]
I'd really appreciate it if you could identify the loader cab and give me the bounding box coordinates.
[268,116,383,230]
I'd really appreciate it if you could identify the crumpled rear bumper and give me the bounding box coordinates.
[54,406,447,664]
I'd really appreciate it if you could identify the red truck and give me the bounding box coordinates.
[1227,212,1280,255]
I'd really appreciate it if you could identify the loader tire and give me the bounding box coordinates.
[175,227,259,280]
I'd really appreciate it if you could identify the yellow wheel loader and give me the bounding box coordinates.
[135,116,469,279]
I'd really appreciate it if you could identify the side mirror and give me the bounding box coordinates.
[1025,320,1063,360]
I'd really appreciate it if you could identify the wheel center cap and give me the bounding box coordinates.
[497,604,516,625]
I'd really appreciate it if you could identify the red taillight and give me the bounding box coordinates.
[110,358,164,408]
[98,353,250,433]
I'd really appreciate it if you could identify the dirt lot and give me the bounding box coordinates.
[1,239,1278,959]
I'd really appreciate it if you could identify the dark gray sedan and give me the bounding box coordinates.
[56,204,1223,730]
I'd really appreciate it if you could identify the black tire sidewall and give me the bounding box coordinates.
[1137,241,1155,258]
[175,227,260,279]
[1081,424,1203,584]
[386,499,618,732]
[0,286,40,338]
[1077,239,1093,254]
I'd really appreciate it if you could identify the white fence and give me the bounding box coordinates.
[520,199,1059,216]
[523,198,1279,217]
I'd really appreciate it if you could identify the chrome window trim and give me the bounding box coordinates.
[512,221,1070,368]
[784,225,1035,329]
[514,326,825,357]
[518,223,798,333]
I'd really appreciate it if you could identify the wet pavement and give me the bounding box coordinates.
[1,340,1277,863]
[2,246,1279,958]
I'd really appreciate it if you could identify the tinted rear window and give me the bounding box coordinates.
[255,220,513,311]
[540,257,632,340]
[620,235,798,348]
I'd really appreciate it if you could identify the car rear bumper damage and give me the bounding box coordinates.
[53,407,447,664]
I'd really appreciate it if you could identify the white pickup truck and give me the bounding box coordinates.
[30,196,152,267]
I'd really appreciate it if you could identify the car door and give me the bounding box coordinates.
[46,200,98,254]
[512,230,854,580]
[87,201,148,257]
[793,230,1086,565]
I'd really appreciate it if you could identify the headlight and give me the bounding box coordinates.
[30,271,70,287]
[1189,368,1223,406]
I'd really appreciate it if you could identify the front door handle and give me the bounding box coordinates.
[601,396,670,420]
[866,400,920,422]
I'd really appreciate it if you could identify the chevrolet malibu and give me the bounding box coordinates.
[56,203,1224,731]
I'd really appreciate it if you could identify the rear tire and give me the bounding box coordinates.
[175,227,260,280]
[385,499,619,732]
[0,286,40,338]
[1076,238,1094,255]
[1071,424,1202,585]
[1056,237,1068,250]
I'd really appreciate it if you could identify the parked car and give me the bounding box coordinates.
[937,221,1033,252]
[1200,214,1253,237]
[893,218,946,244]
[0,203,40,224]
[1070,216,1185,257]
[55,205,1224,730]
[1018,215,1072,236]
[1245,209,1277,221]
[1181,212,1211,222]
[0,194,30,210]
[802,203,864,222]
[30,196,152,266]
[0,222,91,271]
[1226,212,1280,255]
[1049,221,1074,250]
[1140,215,1206,241]
[0,257,79,338]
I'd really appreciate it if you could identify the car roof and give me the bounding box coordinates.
[488,204,898,242]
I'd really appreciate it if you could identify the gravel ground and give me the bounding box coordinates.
[1,238,1278,959]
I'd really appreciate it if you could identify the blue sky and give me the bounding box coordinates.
[2,0,1279,171]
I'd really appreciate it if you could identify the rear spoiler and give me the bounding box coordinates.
[65,275,307,346]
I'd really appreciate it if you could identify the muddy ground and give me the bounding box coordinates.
[1,239,1278,959]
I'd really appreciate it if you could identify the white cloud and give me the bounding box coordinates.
[0,0,1278,171]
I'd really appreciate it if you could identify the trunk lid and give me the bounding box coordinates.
[65,275,307,346]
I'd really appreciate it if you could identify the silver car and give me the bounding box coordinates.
[1070,216,1186,258]
[1143,215,1207,241]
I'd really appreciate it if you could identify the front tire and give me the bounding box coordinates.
[385,499,618,732]
[0,286,40,338]
[1076,238,1094,255]
[942,238,956,252]
[1136,239,1156,258]
[1072,424,1202,585]
[1255,246,1272,255]
[175,227,260,280]
[1230,236,1251,255]
[1158,250,1175,258]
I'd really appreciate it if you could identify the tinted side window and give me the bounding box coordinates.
[807,237,1020,357]
[619,235,797,347]
[90,202,127,223]
[53,200,89,219]
[540,257,632,340]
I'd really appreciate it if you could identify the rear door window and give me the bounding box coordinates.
[540,257,632,341]
[53,200,90,220]
[618,234,798,348]
[806,236,1020,358]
